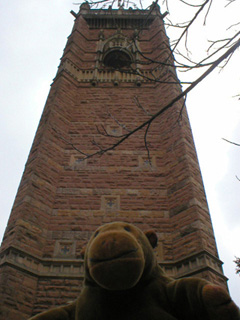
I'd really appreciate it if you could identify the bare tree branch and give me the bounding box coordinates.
[225,0,237,8]
[144,122,152,164]
[134,96,153,116]
[107,109,131,132]
[52,128,89,156]
[178,0,203,8]
[72,38,240,160]
[222,138,240,147]
[58,0,240,163]
[171,0,211,53]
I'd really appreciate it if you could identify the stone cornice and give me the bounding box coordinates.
[160,250,227,281]
[57,58,176,87]
[0,246,84,279]
[0,246,227,282]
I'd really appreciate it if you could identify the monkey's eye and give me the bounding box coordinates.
[94,230,99,238]
[124,226,131,232]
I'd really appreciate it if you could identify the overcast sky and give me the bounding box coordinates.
[0,0,239,305]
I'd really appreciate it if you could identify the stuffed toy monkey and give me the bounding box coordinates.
[29,222,240,320]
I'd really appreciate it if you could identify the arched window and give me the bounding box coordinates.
[103,49,132,68]
[101,33,135,70]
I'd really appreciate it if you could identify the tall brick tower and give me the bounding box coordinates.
[0,2,227,319]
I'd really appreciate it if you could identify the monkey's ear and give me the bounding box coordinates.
[80,246,86,259]
[144,230,158,248]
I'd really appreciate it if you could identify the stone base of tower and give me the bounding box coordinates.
[0,246,83,319]
[0,246,228,318]
[0,263,37,320]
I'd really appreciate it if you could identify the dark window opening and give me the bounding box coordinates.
[103,49,132,69]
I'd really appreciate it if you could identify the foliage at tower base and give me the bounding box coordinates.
[234,257,240,275]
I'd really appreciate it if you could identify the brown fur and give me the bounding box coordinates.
[29,222,240,320]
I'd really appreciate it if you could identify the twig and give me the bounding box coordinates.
[107,110,131,132]
[227,22,240,30]
[134,96,153,116]
[203,0,213,25]
[171,0,210,53]
[52,128,89,156]
[72,38,240,161]
[178,0,203,7]
[225,0,237,8]
[144,122,152,165]
[177,95,187,124]
[222,138,240,147]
